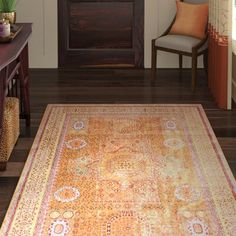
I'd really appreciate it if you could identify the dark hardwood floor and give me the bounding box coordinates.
[0,68,236,226]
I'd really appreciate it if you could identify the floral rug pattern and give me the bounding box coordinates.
[1,105,236,235]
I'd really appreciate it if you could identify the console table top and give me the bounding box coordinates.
[0,23,32,71]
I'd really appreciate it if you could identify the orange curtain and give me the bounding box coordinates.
[208,0,229,109]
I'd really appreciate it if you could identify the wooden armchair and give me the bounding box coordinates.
[151,0,208,90]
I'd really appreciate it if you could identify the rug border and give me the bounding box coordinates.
[0,105,53,234]
[196,105,236,196]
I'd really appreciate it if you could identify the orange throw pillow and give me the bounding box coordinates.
[169,1,208,39]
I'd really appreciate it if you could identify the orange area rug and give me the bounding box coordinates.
[1,105,236,235]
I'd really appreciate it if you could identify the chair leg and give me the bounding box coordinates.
[191,52,198,91]
[151,39,157,80]
[179,54,183,81]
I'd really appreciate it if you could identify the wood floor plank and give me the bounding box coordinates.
[0,163,25,177]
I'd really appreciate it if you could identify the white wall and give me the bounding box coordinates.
[16,0,200,68]
[16,0,58,68]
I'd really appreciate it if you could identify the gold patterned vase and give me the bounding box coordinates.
[0,11,16,24]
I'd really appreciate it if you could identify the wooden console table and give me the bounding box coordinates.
[0,23,32,137]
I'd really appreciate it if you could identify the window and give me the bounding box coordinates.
[233,0,236,54]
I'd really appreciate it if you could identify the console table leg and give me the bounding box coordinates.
[18,44,30,127]
[0,162,7,171]
[0,68,6,135]
[20,77,30,127]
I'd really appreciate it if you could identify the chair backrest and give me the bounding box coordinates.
[183,0,208,3]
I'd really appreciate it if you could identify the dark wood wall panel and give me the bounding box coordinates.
[58,0,144,68]
[69,2,133,49]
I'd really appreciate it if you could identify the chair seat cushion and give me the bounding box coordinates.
[155,35,207,53]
